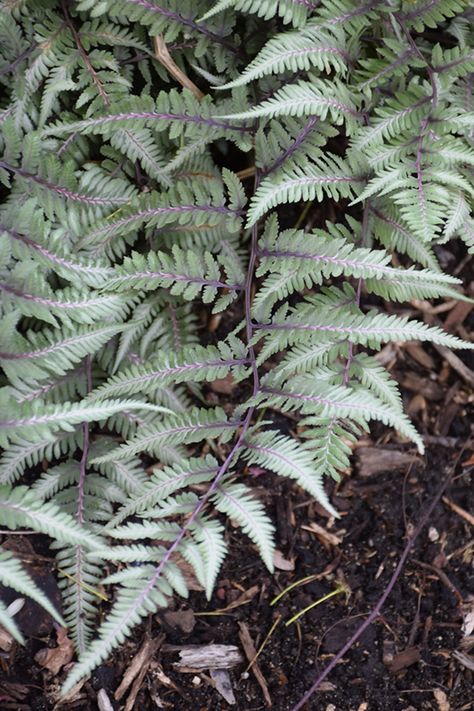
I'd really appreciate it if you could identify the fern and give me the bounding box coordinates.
[0,0,472,695]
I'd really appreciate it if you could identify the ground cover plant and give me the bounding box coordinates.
[0,0,473,705]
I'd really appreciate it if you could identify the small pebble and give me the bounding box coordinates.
[428,526,439,542]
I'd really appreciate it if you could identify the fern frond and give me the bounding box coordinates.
[223,76,361,128]
[0,395,171,446]
[0,324,123,384]
[0,550,64,633]
[0,430,80,486]
[88,342,247,401]
[102,246,244,311]
[61,571,176,694]
[398,0,467,32]
[247,152,363,226]
[186,517,227,599]
[299,416,360,482]
[253,304,472,351]
[91,407,238,461]
[55,545,103,653]
[107,456,219,527]
[213,480,275,570]
[0,279,132,328]
[0,485,103,549]
[256,379,424,451]
[219,26,349,89]
[243,431,339,516]
[199,0,311,27]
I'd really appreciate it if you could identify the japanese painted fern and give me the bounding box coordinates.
[0,0,472,692]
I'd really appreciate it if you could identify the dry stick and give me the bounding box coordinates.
[153,35,204,100]
[412,559,463,605]
[238,621,272,708]
[290,447,466,711]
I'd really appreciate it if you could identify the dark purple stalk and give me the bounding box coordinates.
[291,457,459,710]
[77,357,92,524]
[122,0,239,55]
[397,0,442,23]
[342,202,370,385]
[0,161,129,205]
[61,0,110,107]
[325,0,381,25]
[0,44,37,77]
[265,116,319,176]
[48,112,251,135]
[111,270,243,291]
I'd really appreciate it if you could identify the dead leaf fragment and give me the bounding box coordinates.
[301,522,342,546]
[433,688,450,711]
[210,669,236,705]
[0,624,14,652]
[386,646,421,673]
[162,608,196,635]
[461,596,474,637]
[209,373,236,395]
[273,550,295,571]
[34,627,74,674]
[97,689,114,711]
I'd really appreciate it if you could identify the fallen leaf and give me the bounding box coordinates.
[386,646,421,673]
[301,522,342,546]
[273,550,295,571]
[209,373,236,395]
[210,669,236,705]
[461,596,474,637]
[162,608,195,635]
[433,688,450,711]
[34,627,74,674]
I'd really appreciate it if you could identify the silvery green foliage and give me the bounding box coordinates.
[0,0,472,690]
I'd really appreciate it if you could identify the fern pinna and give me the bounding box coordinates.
[0,0,473,690]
